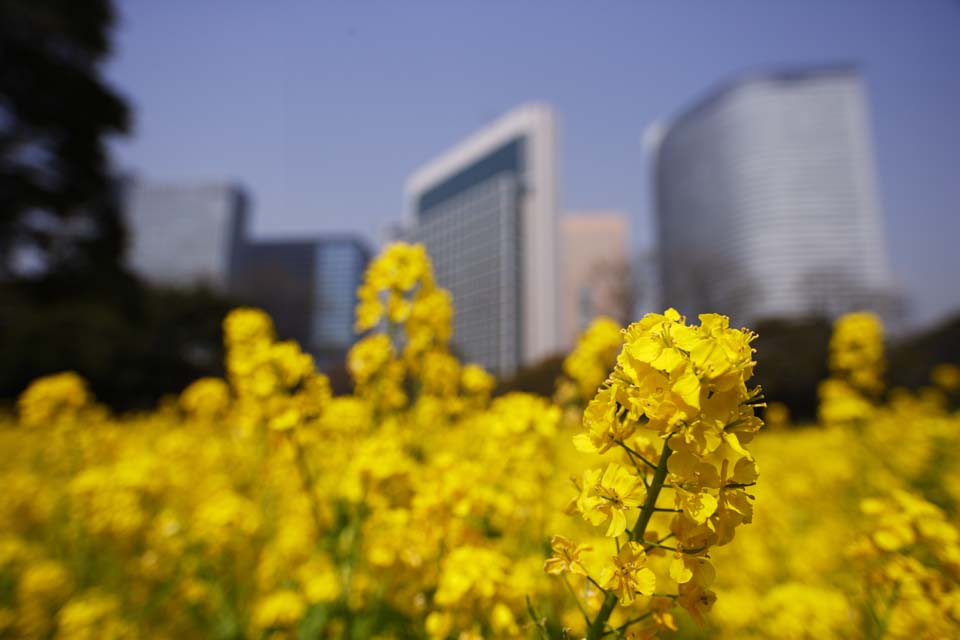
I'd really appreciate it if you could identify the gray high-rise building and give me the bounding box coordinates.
[653,66,892,324]
[403,103,561,376]
[123,180,247,290]
[123,179,371,366]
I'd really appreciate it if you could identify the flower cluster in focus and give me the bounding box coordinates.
[546,309,764,639]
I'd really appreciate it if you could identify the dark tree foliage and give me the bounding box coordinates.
[0,1,243,411]
[0,285,236,412]
[751,313,960,419]
[492,314,960,422]
[888,313,960,390]
[0,0,129,278]
[750,317,833,421]
[495,355,565,399]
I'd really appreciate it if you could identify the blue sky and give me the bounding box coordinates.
[105,1,960,329]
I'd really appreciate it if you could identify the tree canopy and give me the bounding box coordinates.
[0,0,129,279]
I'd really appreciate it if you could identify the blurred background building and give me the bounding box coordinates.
[231,236,371,366]
[123,179,370,366]
[402,103,561,375]
[6,1,959,412]
[559,212,631,347]
[123,180,248,291]
[653,66,895,326]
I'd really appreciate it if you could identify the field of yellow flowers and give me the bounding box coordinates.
[1,242,958,639]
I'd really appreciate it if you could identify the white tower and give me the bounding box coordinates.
[404,104,561,375]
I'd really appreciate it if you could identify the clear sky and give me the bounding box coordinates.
[105,1,960,330]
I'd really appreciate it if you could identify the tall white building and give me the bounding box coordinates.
[123,180,247,291]
[403,103,561,375]
[653,66,892,324]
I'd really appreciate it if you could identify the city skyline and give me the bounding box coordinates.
[124,177,372,364]
[105,2,960,330]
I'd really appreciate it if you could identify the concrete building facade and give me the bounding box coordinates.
[559,212,630,348]
[403,104,561,375]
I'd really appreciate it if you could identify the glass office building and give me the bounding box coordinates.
[653,66,892,324]
[231,237,371,365]
[403,104,561,376]
[124,179,371,366]
[312,241,368,357]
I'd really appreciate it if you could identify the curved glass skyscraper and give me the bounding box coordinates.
[654,66,892,324]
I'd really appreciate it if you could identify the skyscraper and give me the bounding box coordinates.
[231,236,371,366]
[560,212,630,348]
[653,66,892,324]
[123,180,247,291]
[403,103,560,376]
[124,178,370,366]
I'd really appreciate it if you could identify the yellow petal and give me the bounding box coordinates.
[635,567,657,595]
[670,556,694,584]
[606,509,627,537]
[573,433,599,453]
[652,347,685,373]
[672,370,701,410]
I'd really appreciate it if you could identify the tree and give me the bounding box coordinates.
[0,284,236,411]
[0,0,130,279]
[0,1,233,409]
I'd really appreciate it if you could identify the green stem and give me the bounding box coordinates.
[288,431,325,537]
[587,593,619,640]
[630,439,672,542]
[642,541,678,552]
[619,613,654,633]
[874,581,902,640]
[526,596,551,640]
[642,540,707,554]
[562,574,590,624]
[616,440,658,471]
[586,575,607,593]
[601,611,653,637]
[587,439,673,640]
